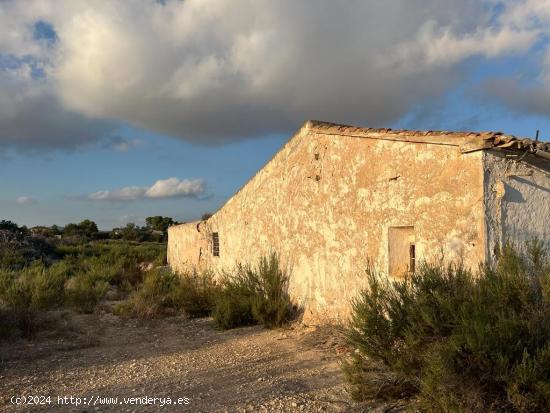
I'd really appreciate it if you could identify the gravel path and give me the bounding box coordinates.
[0,312,368,412]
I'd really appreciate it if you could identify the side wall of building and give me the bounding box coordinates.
[483,151,550,262]
[167,221,210,275]
[169,125,487,322]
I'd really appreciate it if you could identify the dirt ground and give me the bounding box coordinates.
[0,309,377,412]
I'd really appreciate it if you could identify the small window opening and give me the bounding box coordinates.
[409,243,415,274]
[212,232,219,257]
[388,226,415,278]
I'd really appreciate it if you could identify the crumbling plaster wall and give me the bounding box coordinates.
[169,125,487,322]
[167,221,210,275]
[483,151,550,263]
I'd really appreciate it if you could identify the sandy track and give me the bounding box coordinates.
[0,312,366,412]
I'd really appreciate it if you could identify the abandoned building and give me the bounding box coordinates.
[168,120,550,321]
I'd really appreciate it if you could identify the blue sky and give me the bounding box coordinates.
[0,127,287,228]
[2,0,550,229]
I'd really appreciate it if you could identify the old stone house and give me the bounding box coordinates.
[168,120,550,322]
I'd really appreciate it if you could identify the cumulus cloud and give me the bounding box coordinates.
[0,0,548,148]
[89,186,146,202]
[144,177,205,199]
[475,0,550,116]
[16,196,37,205]
[481,78,548,116]
[0,73,117,151]
[88,177,205,201]
[386,23,538,73]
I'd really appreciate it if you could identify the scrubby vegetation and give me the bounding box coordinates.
[212,271,257,329]
[213,253,293,329]
[65,273,109,314]
[175,271,220,318]
[0,233,166,339]
[117,253,294,329]
[0,216,294,339]
[115,269,220,319]
[343,241,550,413]
[115,267,184,318]
[0,222,57,270]
[0,262,69,337]
[1,216,293,339]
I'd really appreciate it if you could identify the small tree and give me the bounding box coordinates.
[63,223,80,237]
[0,220,20,233]
[145,216,176,240]
[63,220,98,238]
[78,219,99,237]
[50,225,62,236]
[120,223,142,241]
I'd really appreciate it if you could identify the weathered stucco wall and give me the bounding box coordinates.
[168,122,488,322]
[483,151,550,262]
[167,221,210,275]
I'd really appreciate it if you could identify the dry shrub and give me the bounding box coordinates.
[212,253,293,330]
[344,240,550,412]
[173,271,219,318]
[115,267,182,318]
[0,263,67,338]
[65,274,108,313]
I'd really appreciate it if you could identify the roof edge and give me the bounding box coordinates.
[303,120,550,158]
[305,119,499,147]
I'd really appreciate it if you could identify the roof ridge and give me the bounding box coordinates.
[304,119,507,139]
[302,120,550,160]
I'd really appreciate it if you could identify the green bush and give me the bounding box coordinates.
[65,273,108,313]
[30,264,67,309]
[116,267,182,318]
[0,231,57,270]
[0,262,68,337]
[212,253,293,329]
[85,256,122,284]
[250,254,292,327]
[0,248,27,270]
[56,240,165,289]
[173,271,219,318]
[0,269,35,337]
[0,240,167,337]
[344,241,550,412]
[212,271,257,329]
[113,253,293,326]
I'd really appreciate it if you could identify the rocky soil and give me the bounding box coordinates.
[0,311,377,412]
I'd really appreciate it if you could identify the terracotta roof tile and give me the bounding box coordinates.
[304,120,550,161]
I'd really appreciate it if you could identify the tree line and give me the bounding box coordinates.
[0,216,180,243]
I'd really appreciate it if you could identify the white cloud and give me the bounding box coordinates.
[144,177,205,199]
[88,177,205,201]
[0,71,116,150]
[16,196,37,205]
[1,0,550,148]
[386,23,538,73]
[478,0,550,115]
[88,186,146,201]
